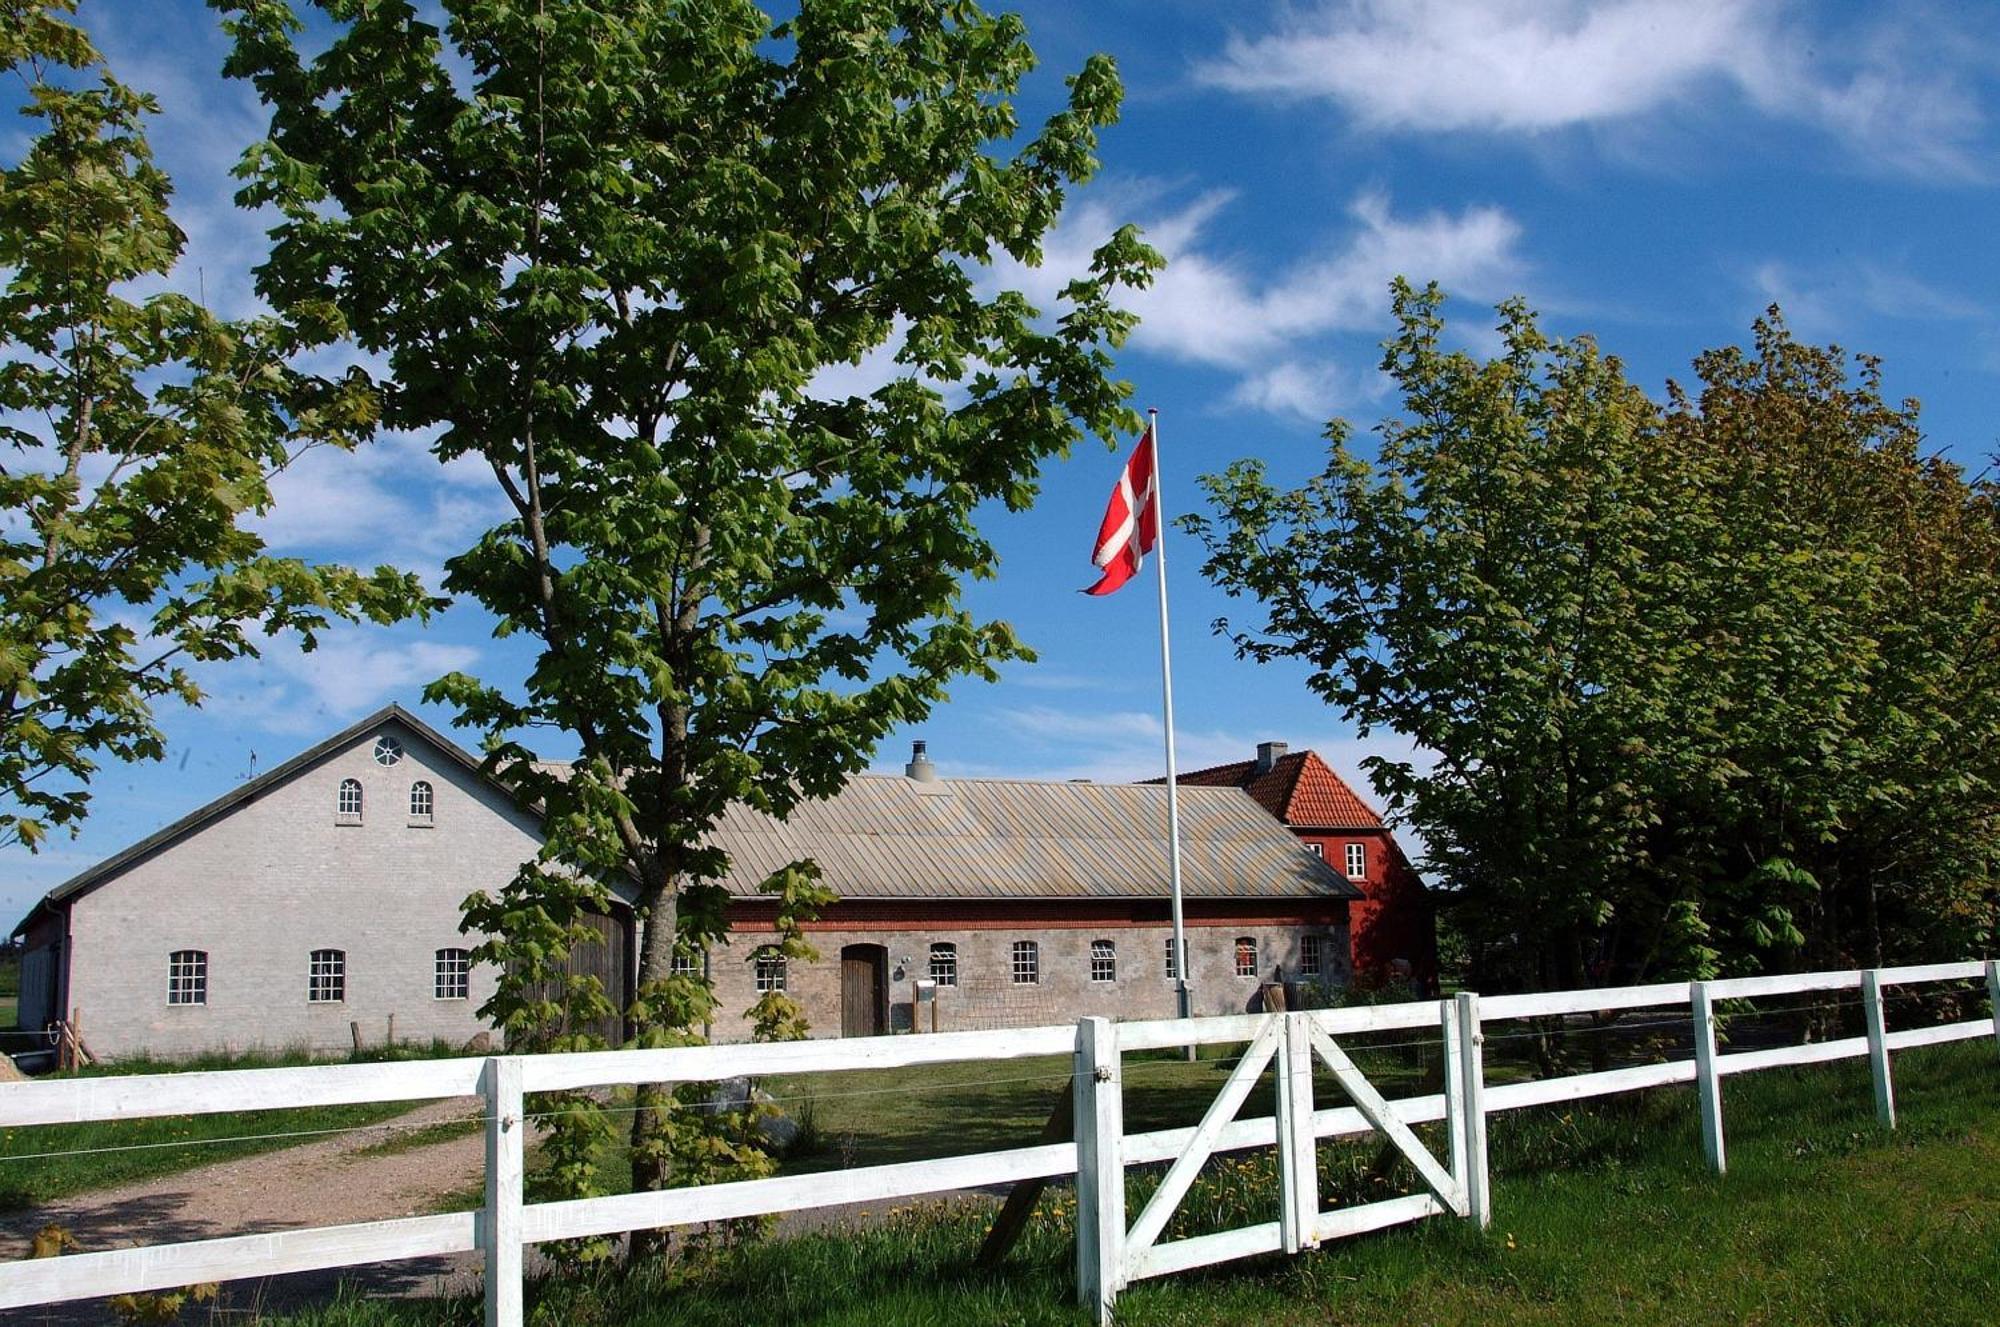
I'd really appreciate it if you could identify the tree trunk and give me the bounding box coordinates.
[626,881,680,1261]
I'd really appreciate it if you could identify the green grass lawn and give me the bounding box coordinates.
[0,1047,462,1210]
[272,1039,2000,1327]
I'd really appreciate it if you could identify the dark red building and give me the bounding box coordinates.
[1166,743,1436,992]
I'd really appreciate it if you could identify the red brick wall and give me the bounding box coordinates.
[1292,829,1435,994]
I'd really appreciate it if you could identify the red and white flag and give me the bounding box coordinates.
[1083,426,1158,596]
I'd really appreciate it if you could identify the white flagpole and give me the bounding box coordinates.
[1147,408,1193,1023]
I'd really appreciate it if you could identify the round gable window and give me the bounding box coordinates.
[373,735,405,766]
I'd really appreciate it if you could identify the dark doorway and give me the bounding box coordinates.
[840,943,888,1037]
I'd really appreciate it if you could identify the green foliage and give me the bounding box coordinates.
[1189,282,2000,987]
[214,0,1157,1212]
[0,0,429,850]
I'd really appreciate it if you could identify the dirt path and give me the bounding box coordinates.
[0,1097,490,1322]
[0,1105,1008,1323]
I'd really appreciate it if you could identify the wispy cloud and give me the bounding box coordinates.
[985,182,1523,419]
[1749,258,1990,340]
[1196,1,1989,180]
[188,623,481,737]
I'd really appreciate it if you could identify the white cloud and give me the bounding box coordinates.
[192,623,481,737]
[1197,1,1987,179]
[253,428,509,587]
[984,182,1523,414]
[1750,259,1988,340]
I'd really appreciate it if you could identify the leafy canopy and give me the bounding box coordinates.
[217,0,1157,1204]
[1191,281,2000,989]
[0,0,427,851]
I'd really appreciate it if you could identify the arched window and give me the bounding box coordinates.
[1234,936,1258,979]
[309,949,346,1003]
[1090,939,1116,983]
[928,942,958,987]
[434,948,470,1000]
[1011,940,1039,985]
[409,780,434,822]
[753,948,787,993]
[168,950,207,1006]
[336,778,363,822]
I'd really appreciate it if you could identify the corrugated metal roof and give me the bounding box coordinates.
[710,775,1360,901]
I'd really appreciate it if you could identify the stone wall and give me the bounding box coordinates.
[694,917,1353,1043]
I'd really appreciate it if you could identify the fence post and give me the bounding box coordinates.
[1862,969,1896,1130]
[1074,1016,1124,1327]
[1987,959,2000,1059]
[1452,991,1490,1227]
[1275,1012,1318,1253]
[482,1056,525,1327]
[1692,981,1726,1175]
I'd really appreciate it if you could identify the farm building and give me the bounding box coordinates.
[11,706,1358,1060]
[1163,743,1436,992]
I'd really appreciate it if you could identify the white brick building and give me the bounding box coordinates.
[14,707,1354,1060]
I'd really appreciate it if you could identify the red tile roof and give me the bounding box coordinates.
[1162,750,1385,829]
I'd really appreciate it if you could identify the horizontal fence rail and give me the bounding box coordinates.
[0,960,1989,1324]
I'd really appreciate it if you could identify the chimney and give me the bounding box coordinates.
[1255,741,1288,774]
[905,739,938,783]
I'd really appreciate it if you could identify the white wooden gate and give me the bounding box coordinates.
[1077,997,1495,1324]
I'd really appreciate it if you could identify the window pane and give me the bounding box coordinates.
[1345,842,1367,879]
[671,946,702,977]
[168,950,207,1006]
[754,949,787,993]
[1089,939,1116,983]
[410,781,434,819]
[1234,936,1257,979]
[309,949,346,1003]
[1163,935,1181,980]
[434,948,470,1000]
[929,942,958,987]
[1302,934,1323,978]
[1011,940,1039,985]
[337,779,363,818]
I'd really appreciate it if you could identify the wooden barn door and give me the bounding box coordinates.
[840,944,887,1037]
[509,909,630,1047]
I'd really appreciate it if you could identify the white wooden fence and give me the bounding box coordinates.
[0,959,1993,1325]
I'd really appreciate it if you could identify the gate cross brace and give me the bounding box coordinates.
[1123,1018,1283,1259]
[1306,1022,1468,1217]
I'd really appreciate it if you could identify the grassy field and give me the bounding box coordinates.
[269,1038,1999,1327]
[0,1046,462,1210]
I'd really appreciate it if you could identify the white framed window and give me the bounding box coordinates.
[671,946,702,978]
[1090,939,1116,983]
[1234,936,1257,979]
[434,948,470,1000]
[336,778,363,822]
[1302,934,1325,979]
[1163,935,1181,980]
[374,735,404,766]
[309,949,346,1003]
[1011,940,1039,985]
[753,949,787,993]
[1345,842,1367,880]
[409,780,434,822]
[1308,842,1323,857]
[168,950,207,1006]
[929,942,958,987]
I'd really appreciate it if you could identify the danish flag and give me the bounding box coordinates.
[1083,426,1158,596]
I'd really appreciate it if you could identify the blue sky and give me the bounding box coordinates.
[6,0,2000,921]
